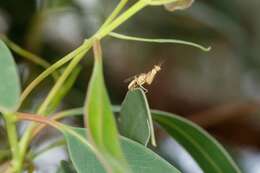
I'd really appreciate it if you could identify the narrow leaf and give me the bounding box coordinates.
[119,89,156,146]
[63,127,181,173]
[0,40,21,113]
[152,110,242,173]
[84,40,129,173]
[109,32,211,52]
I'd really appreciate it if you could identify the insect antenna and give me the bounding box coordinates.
[157,58,166,67]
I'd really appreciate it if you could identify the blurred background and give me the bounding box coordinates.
[1,0,260,172]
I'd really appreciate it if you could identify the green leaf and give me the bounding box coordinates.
[56,160,76,173]
[152,110,242,173]
[0,40,20,113]
[62,127,181,173]
[84,41,129,173]
[119,89,156,146]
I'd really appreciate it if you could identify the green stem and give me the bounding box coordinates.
[96,0,147,39]
[98,0,129,31]
[20,0,147,106]
[45,66,81,115]
[109,32,211,51]
[17,0,151,170]
[148,0,178,6]
[29,108,83,140]
[37,50,88,115]
[17,113,62,131]
[2,37,50,69]
[53,108,83,119]
[1,36,59,80]
[19,40,89,106]
[16,113,62,172]
[17,40,92,171]
[4,113,20,172]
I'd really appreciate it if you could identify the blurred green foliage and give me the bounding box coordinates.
[1,0,260,172]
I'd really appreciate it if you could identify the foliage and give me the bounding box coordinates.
[0,0,241,173]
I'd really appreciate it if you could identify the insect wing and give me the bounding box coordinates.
[124,75,136,83]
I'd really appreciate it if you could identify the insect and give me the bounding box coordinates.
[126,64,162,92]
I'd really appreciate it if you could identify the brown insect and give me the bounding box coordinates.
[126,64,162,92]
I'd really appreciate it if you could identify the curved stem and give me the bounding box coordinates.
[19,40,89,106]
[30,108,83,139]
[37,50,87,115]
[2,37,51,69]
[16,0,152,171]
[20,0,148,106]
[26,107,125,141]
[17,40,92,171]
[17,113,62,130]
[109,32,211,51]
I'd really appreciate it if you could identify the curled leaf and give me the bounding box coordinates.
[164,0,194,12]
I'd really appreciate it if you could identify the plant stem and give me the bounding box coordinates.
[17,0,150,171]
[96,0,147,39]
[17,113,61,130]
[17,39,92,171]
[37,50,88,115]
[3,113,20,172]
[109,32,211,51]
[2,37,50,69]
[30,108,83,139]
[98,0,129,31]
[2,36,60,81]
[20,0,147,106]
[19,40,89,106]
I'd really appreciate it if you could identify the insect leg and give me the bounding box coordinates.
[139,84,148,93]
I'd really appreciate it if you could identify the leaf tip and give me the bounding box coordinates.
[203,46,212,52]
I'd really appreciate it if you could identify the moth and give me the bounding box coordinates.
[126,64,162,92]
